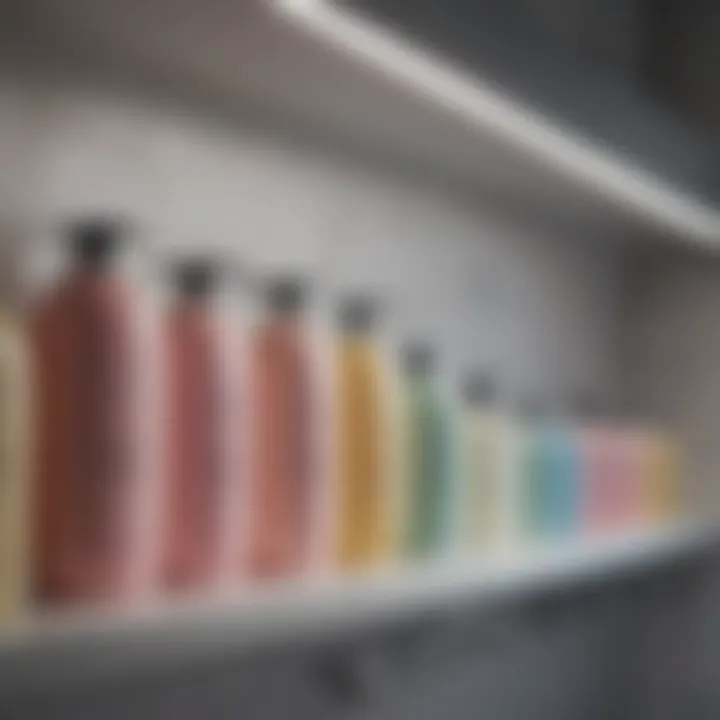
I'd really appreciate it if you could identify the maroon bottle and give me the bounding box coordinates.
[34,219,155,604]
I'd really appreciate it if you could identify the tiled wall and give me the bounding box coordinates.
[0,65,626,404]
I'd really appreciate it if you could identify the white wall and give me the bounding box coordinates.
[0,67,626,405]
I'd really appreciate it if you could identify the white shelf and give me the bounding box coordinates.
[0,525,713,696]
[12,0,720,246]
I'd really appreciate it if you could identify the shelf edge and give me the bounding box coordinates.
[273,0,720,245]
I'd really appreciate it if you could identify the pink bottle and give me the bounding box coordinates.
[617,419,651,529]
[577,398,625,533]
[583,402,647,534]
[163,259,237,592]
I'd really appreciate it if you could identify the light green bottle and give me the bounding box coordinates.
[517,398,547,540]
[402,343,459,559]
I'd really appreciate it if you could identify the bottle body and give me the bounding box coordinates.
[248,322,317,579]
[520,420,544,539]
[164,302,236,590]
[583,423,637,533]
[404,378,457,558]
[623,429,651,528]
[642,431,681,525]
[580,425,616,532]
[0,313,30,621]
[544,425,582,536]
[605,427,643,531]
[462,408,519,550]
[335,337,392,570]
[34,271,151,603]
[524,418,582,539]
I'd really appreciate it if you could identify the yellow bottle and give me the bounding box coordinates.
[0,309,30,623]
[643,429,682,524]
[335,297,394,571]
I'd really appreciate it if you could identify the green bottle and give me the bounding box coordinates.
[402,343,459,559]
[517,397,546,539]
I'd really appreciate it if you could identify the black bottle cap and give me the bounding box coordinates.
[403,341,435,375]
[172,258,220,298]
[266,276,308,314]
[463,371,497,407]
[68,217,127,267]
[338,295,379,333]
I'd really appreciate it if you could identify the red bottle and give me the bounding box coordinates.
[33,219,156,604]
[247,278,321,580]
[163,259,238,591]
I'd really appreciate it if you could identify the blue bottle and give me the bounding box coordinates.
[541,408,582,537]
[520,399,581,539]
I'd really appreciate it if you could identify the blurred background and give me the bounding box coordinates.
[2,0,720,718]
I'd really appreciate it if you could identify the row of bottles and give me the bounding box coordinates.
[461,390,681,549]
[0,218,682,618]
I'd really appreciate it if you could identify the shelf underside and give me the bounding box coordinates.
[5,0,720,246]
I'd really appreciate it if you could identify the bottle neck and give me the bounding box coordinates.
[71,261,120,287]
[176,294,214,313]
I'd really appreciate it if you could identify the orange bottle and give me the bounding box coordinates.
[642,428,682,525]
[33,219,155,604]
[247,278,320,580]
[164,259,237,591]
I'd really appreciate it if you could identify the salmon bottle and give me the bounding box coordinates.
[335,296,393,571]
[0,308,31,622]
[164,259,237,592]
[248,277,320,580]
[33,219,155,604]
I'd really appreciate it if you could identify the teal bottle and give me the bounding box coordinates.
[402,343,458,558]
[543,412,582,536]
[522,401,581,539]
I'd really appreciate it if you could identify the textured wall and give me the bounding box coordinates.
[0,67,626,405]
